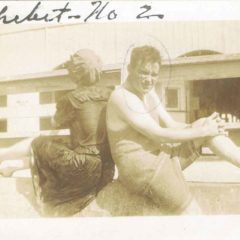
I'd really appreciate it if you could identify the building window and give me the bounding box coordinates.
[165,88,179,109]
[0,119,7,132]
[0,95,7,107]
[40,117,52,130]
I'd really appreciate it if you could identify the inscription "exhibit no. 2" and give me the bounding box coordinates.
[0,1,164,24]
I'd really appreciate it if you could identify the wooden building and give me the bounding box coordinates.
[1,21,240,146]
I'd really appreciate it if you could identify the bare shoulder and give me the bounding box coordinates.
[108,87,142,109]
[107,88,128,129]
[148,89,163,104]
[108,87,125,104]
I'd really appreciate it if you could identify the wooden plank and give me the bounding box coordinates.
[0,71,120,96]
[168,61,240,82]
[0,104,56,118]
[1,53,240,96]
[171,53,240,65]
[0,123,238,140]
[0,64,121,83]
[0,76,75,96]
[0,129,70,139]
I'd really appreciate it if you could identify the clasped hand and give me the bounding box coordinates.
[192,112,228,137]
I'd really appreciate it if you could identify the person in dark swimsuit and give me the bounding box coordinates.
[0,49,115,216]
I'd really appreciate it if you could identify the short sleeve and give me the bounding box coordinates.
[54,95,75,128]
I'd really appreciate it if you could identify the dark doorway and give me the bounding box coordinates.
[190,78,240,121]
[189,78,240,146]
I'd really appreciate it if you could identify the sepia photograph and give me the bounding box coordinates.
[1,1,240,239]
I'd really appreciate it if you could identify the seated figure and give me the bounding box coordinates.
[0,49,115,216]
[106,45,240,215]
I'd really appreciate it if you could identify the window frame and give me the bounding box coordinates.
[162,84,185,112]
[0,118,7,132]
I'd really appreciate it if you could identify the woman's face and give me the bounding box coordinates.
[128,60,160,95]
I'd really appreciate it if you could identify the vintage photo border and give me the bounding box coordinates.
[1,1,240,239]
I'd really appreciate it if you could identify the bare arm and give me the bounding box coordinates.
[109,90,221,144]
[156,101,189,128]
[153,93,224,130]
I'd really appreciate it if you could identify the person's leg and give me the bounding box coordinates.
[0,137,34,176]
[144,148,194,214]
[180,135,240,170]
[179,114,240,169]
[207,135,240,168]
[0,137,34,162]
[194,114,240,167]
[0,157,29,177]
